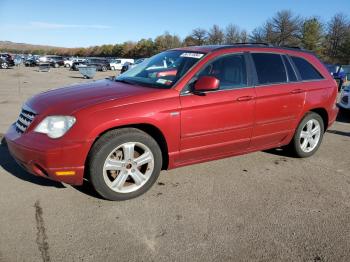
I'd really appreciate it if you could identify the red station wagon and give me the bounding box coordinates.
[5,44,338,200]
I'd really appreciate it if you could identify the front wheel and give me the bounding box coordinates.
[101,66,107,72]
[88,128,162,201]
[288,112,324,158]
[1,62,9,69]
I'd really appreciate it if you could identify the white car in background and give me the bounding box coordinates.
[64,58,85,68]
[110,58,134,71]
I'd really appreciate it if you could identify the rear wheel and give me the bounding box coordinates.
[88,128,162,201]
[101,66,107,72]
[289,112,324,158]
[65,63,70,68]
[54,63,59,68]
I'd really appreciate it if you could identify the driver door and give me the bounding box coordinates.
[178,53,256,163]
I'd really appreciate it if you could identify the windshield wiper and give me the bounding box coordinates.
[115,78,136,85]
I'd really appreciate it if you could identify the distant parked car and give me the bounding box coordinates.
[110,58,134,71]
[86,58,110,71]
[120,58,146,74]
[24,57,39,67]
[64,58,85,68]
[46,56,65,68]
[326,64,346,91]
[339,84,350,110]
[64,58,73,68]
[0,56,11,69]
[71,60,87,71]
[0,53,15,66]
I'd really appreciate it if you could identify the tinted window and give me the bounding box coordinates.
[198,54,247,90]
[283,56,297,82]
[291,56,323,80]
[252,53,287,84]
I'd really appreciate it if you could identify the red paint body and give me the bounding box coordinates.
[5,46,339,185]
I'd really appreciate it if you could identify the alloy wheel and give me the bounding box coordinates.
[299,119,321,153]
[102,142,154,193]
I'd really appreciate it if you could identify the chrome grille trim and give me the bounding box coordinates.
[15,106,37,134]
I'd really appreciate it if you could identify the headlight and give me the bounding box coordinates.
[34,116,76,138]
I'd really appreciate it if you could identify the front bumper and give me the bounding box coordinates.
[4,124,93,185]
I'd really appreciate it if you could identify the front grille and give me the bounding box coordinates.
[15,106,36,134]
[341,95,349,105]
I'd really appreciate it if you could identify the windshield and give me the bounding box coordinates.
[115,50,205,88]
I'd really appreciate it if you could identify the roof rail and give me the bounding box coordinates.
[232,42,273,47]
[281,45,304,50]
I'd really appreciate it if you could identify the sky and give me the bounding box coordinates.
[0,0,349,48]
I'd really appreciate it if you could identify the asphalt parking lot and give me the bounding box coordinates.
[0,66,349,262]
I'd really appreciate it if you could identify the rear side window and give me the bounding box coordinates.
[252,53,287,84]
[291,56,323,80]
[282,56,297,82]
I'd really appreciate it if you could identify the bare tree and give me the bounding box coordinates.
[249,22,275,43]
[208,25,225,45]
[240,30,248,43]
[190,28,208,45]
[325,13,349,60]
[225,24,241,44]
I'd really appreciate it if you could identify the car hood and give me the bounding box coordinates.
[26,79,162,115]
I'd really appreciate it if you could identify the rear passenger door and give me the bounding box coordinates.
[250,53,305,149]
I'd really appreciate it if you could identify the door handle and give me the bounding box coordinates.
[237,96,254,101]
[291,89,305,94]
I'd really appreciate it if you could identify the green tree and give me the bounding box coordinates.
[301,17,323,54]
[155,32,181,52]
[270,10,302,46]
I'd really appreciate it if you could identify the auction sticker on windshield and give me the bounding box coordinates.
[180,53,204,59]
[156,78,173,85]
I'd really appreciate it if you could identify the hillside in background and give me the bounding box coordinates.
[0,41,68,55]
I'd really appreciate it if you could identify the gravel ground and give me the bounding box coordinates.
[0,66,349,262]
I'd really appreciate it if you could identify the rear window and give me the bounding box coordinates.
[291,56,323,81]
[252,53,287,85]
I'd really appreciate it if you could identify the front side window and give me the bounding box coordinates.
[197,54,247,90]
[116,50,205,88]
[291,56,324,80]
[252,53,287,85]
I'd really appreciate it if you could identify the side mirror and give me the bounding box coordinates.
[194,76,220,92]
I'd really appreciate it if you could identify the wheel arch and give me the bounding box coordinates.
[309,108,328,132]
[87,123,169,171]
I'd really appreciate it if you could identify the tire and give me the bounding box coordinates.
[101,66,107,72]
[65,63,70,68]
[88,128,162,201]
[1,62,8,69]
[288,112,324,158]
[54,63,59,68]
